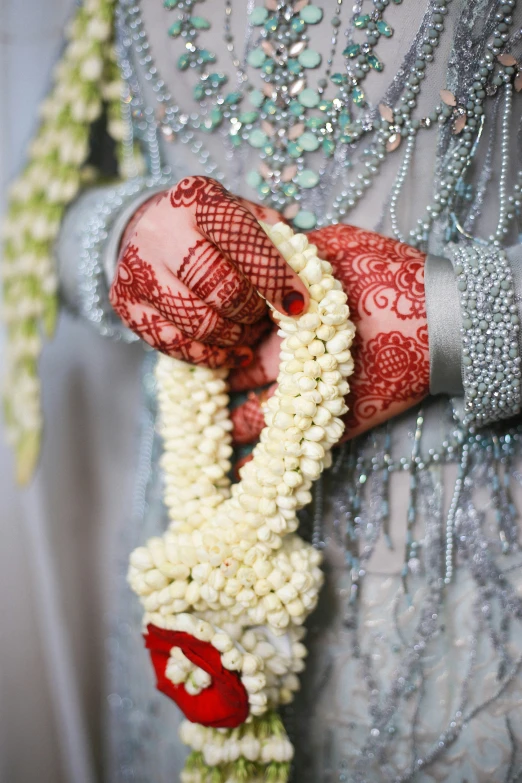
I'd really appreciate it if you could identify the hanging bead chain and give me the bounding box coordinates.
[117,1,229,185]
[123,0,519,246]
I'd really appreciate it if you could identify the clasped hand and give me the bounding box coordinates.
[110,176,429,443]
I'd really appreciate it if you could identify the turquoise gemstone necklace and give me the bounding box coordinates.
[161,0,403,229]
[121,0,520,245]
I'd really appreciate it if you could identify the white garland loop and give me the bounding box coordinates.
[129,221,356,779]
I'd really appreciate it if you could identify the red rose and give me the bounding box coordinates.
[144,624,249,729]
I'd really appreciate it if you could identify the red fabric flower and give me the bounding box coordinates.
[144,624,249,728]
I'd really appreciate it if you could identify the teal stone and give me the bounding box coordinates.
[298,49,322,69]
[224,91,242,105]
[298,88,320,108]
[249,89,264,108]
[282,182,298,197]
[343,43,361,58]
[298,131,319,152]
[300,5,323,24]
[257,182,271,197]
[247,48,266,68]
[177,53,190,70]
[168,20,182,37]
[339,111,351,128]
[322,138,335,156]
[367,54,384,71]
[248,129,268,148]
[164,0,180,8]
[190,16,210,29]
[377,20,393,37]
[330,73,347,86]
[296,169,319,188]
[263,143,275,156]
[264,100,277,115]
[293,210,317,230]
[208,73,227,85]
[208,107,223,128]
[287,141,303,159]
[239,111,258,124]
[306,116,323,130]
[290,18,306,33]
[318,99,333,112]
[229,133,242,147]
[265,17,279,33]
[262,59,275,75]
[289,101,304,116]
[193,83,205,101]
[352,86,365,105]
[354,14,370,28]
[287,59,302,75]
[246,170,262,191]
[199,49,216,63]
[250,7,268,25]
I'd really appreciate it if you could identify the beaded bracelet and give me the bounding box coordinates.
[78,174,172,339]
[449,242,521,427]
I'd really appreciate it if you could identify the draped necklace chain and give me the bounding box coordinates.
[119,0,521,246]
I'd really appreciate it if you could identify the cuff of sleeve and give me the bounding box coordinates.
[425,244,522,399]
[424,252,463,396]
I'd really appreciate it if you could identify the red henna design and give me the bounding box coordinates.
[310,225,426,321]
[231,386,277,445]
[178,239,265,324]
[343,327,429,430]
[169,176,208,208]
[110,244,267,351]
[169,177,307,315]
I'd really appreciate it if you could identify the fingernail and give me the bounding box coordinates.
[283,291,305,316]
[233,348,253,368]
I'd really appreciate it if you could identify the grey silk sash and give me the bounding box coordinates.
[425,252,464,396]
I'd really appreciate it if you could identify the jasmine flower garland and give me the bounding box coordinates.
[2,0,126,483]
[129,222,356,782]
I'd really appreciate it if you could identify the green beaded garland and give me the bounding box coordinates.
[298,132,320,152]
[247,48,266,68]
[296,169,319,188]
[249,7,268,25]
[299,5,323,24]
[298,50,322,69]
[248,129,268,148]
[298,88,320,108]
[294,210,317,229]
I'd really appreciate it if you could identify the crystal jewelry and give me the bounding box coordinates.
[128,222,356,782]
[449,242,521,428]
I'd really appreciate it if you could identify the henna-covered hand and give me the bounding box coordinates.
[230,223,430,443]
[109,176,309,368]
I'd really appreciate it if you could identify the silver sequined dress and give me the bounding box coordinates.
[59,1,522,781]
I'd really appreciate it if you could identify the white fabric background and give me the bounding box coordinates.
[0,2,143,780]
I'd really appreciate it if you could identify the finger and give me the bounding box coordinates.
[173,236,267,325]
[231,384,277,445]
[127,192,267,325]
[229,328,281,391]
[236,198,284,227]
[112,241,269,347]
[171,177,309,316]
[116,299,253,369]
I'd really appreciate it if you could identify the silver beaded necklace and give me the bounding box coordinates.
[124,0,521,250]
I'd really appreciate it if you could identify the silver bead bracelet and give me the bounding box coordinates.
[449,242,521,427]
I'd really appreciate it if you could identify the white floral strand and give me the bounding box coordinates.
[129,222,356,783]
[2,0,125,483]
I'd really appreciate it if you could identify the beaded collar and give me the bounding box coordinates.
[118,0,521,246]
